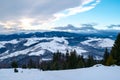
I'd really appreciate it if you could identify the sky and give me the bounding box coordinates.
[0,0,120,33]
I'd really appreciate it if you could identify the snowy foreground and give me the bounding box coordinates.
[0,65,120,80]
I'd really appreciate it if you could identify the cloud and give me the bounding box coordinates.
[80,23,97,30]
[54,0,100,20]
[54,23,97,32]
[106,24,120,30]
[55,24,80,30]
[0,26,18,34]
[107,24,120,28]
[0,0,100,33]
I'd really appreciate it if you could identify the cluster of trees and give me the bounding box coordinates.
[103,33,120,66]
[11,33,120,70]
[11,59,38,69]
[40,50,99,70]
[11,58,39,72]
[11,50,98,70]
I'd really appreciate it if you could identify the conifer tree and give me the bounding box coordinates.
[77,55,85,68]
[65,50,69,69]
[69,50,78,69]
[86,55,95,67]
[108,33,120,65]
[11,61,18,73]
[11,61,18,68]
[106,55,115,66]
[103,48,109,65]
[28,59,36,68]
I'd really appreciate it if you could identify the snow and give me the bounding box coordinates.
[98,38,114,47]
[24,37,50,46]
[0,39,19,44]
[0,39,19,48]
[0,37,87,60]
[0,65,120,80]
[0,43,4,48]
[24,37,69,46]
[81,37,114,48]
[29,50,45,56]
[0,50,29,60]
[41,58,52,61]
[24,38,39,46]
[5,39,19,44]
[35,37,86,54]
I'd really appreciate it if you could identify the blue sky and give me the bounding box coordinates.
[54,0,120,29]
[0,0,119,33]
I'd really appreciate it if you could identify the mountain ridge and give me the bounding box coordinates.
[0,30,118,68]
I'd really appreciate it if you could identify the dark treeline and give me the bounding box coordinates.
[40,50,99,70]
[11,33,120,70]
[11,50,100,70]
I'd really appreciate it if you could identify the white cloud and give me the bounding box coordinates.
[0,0,100,33]
[54,0,100,20]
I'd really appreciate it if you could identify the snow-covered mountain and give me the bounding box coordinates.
[81,37,114,48]
[0,31,118,67]
[0,37,86,60]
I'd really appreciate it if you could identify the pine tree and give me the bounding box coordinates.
[28,59,36,68]
[106,55,115,66]
[51,51,63,70]
[11,61,18,68]
[22,64,27,69]
[77,55,85,68]
[86,55,95,67]
[109,33,120,65]
[11,61,19,73]
[69,50,78,69]
[65,50,69,69]
[103,48,109,65]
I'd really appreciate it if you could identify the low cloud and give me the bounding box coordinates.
[107,24,120,29]
[54,23,97,32]
[55,24,80,30]
[0,0,100,33]
[106,24,120,30]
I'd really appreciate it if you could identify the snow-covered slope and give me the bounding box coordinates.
[0,37,87,60]
[81,37,114,48]
[0,39,19,48]
[0,65,120,80]
[0,31,117,65]
[0,36,115,61]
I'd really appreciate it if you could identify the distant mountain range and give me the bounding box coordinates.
[0,30,119,68]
